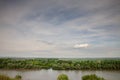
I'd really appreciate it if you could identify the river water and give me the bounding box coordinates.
[0,69,120,80]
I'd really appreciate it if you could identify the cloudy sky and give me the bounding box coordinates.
[0,0,120,58]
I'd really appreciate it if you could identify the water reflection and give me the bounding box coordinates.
[0,70,120,80]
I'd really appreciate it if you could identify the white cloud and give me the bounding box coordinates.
[74,43,89,48]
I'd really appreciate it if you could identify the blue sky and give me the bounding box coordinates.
[0,0,120,58]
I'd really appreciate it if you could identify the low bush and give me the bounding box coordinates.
[82,74,105,80]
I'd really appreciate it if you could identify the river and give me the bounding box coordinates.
[0,69,120,80]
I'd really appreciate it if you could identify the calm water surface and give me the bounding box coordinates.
[0,69,120,80]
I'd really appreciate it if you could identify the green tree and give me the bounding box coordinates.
[57,74,69,80]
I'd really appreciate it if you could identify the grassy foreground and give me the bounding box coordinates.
[0,74,105,80]
[82,74,105,80]
[0,58,120,70]
[0,74,22,80]
[57,74,105,80]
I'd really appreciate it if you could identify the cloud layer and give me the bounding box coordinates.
[0,0,120,58]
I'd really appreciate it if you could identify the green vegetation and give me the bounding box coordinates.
[0,73,105,80]
[15,75,22,80]
[0,74,22,80]
[82,74,105,80]
[57,74,105,80]
[57,74,69,80]
[0,74,10,80]
[0,58,120,70]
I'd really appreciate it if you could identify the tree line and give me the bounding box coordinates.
[0,58,120,70]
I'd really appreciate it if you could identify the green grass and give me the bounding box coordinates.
[82,74,105,80]
[0,74,22,80]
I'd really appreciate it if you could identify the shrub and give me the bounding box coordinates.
[15,75,22,80]
[82,74,105,80]
[57,74,69,80]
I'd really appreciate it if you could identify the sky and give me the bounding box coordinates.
[0,0,120,58]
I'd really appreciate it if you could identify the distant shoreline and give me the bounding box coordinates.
[0,58,120,70]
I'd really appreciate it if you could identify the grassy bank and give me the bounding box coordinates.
[0,73,105,80]
[0,74,21,80]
